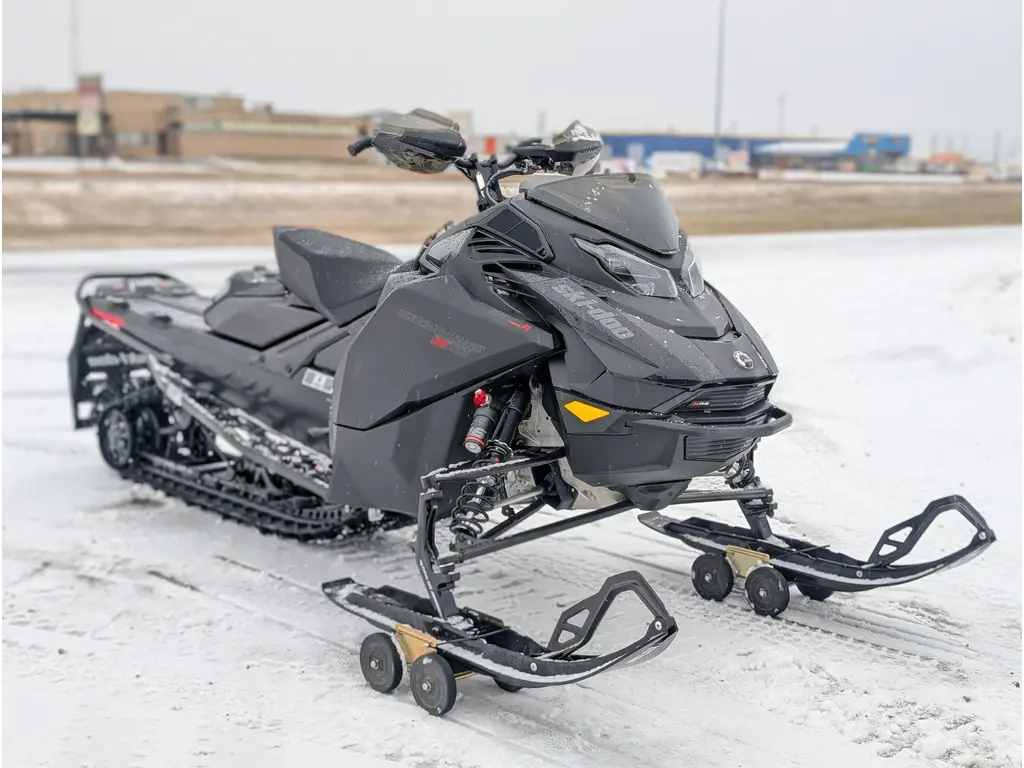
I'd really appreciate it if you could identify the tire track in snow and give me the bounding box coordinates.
[127,482,977,670]
[210,506,972,668]
[578,541,976,664]
[473,547,1015,768]
[206,548,1009,768]
[205,553,871,768]
[144,570,597,768]
[55,480,1003,768]
[534,507,977,660]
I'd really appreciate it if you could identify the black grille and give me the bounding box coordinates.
[676,381,770,413]
[469,231,524,256]
[482,209,546,255]
[685,436,757,463]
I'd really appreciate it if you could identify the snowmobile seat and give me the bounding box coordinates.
[273,227,402,327]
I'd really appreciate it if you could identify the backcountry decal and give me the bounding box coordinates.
[396,309,486,358]
[85,351,149,368]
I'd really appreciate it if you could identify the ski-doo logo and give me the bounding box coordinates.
[85,351,149,368]
[396,309,486,358]
[301,368,335,395]
[549,283,635,340]
[732,351,754,370]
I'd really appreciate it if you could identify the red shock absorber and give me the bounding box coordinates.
[451,387,530,546]
[463,389,498,454]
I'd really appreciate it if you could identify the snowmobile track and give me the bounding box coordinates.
[99,385,408,542]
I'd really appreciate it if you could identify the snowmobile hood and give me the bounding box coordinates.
[515,273,776,384]
[525,173,680,256]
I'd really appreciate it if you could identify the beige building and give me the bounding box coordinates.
[3,75,372,162]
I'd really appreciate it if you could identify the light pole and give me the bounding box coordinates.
[70,0,80,85]
[70,0,86,159]
[712,0,727,166]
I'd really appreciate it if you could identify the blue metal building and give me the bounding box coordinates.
[602,132,794,164]
[602,131,912,168]
[751,133,912,171]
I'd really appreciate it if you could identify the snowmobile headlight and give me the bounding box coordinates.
[573,238,679,299]
[679,244,705,297]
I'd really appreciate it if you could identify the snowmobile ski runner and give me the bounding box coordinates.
[69,109,994,715]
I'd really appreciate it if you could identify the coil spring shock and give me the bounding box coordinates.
[724,452,757,489]
[449,386,530,547]
[450,442,512,546]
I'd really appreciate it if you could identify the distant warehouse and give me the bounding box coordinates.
[2,75,373,162]
[602,131,912,172]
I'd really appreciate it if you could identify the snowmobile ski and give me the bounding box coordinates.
[638,464,996,616]
[324,570,676,716]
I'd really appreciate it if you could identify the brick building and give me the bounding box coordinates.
[2,75,372,162]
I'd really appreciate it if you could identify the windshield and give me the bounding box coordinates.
[525,173,680,255]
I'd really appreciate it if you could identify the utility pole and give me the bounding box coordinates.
[712,0,727,165]
[536,110,546,140]
[993,130,1002,164]
[70,0,85,159]
[70,0,80,85]
[777,93,786,137]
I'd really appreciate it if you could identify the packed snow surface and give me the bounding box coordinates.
[3,226,1021,768]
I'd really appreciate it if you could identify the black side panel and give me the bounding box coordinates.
[67,316,150,428]
[312,334,352,373]
[563,432,684,487]
[333,275,556,430]
[273,227,400,326]
[204,296,324,350]
[328,391,470,513]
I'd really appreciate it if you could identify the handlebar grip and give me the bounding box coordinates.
[348,136,374,156]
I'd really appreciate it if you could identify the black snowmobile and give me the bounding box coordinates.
[69,110,995,716]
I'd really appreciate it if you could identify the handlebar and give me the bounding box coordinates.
[348,136,374,156]
[347,129,547,210]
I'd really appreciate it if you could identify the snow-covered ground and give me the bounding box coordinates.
[1,156,219,175]
[3,226,1021,768]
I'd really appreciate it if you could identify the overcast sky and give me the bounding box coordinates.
[3,0,1021,159]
